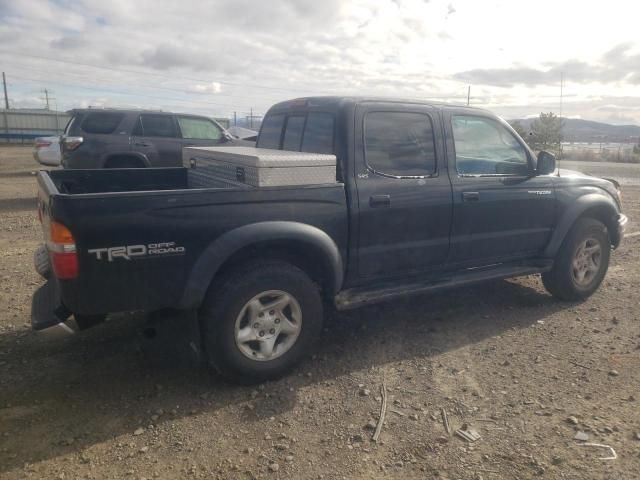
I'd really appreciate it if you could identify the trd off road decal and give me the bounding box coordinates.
[88,242,185,262]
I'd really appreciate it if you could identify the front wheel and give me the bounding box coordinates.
[542,218,610,301]
[200,261,323,383]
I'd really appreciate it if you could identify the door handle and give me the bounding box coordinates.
[134,142,150,147]
[462,191,480,202]
[369,194,391,207]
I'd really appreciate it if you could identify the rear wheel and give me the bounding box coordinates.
[200,261,323,383]
[542,218,610,301]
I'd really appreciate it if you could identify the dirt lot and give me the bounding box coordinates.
[1,145,639,479]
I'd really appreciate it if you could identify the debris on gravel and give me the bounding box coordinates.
[574,431,590,442]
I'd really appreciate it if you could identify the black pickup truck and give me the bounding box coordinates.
[32,97,627,382]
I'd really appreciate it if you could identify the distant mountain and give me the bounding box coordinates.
[510,118,640,143]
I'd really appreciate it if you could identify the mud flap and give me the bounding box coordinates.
[31,280,71,331]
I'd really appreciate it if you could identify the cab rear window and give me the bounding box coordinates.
[257,114,285,149]
[257,112,334,154]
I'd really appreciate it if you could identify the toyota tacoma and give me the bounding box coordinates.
[31,97,627,382]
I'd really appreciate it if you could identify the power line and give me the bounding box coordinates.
[9,73,262,111]
[6,60,289,104]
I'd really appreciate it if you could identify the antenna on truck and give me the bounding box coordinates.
[558,72,564,174]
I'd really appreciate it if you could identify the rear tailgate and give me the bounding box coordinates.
[34,170,193,316]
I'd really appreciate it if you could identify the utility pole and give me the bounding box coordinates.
[559,72,563,120]
[233,111,237,126]
[43,89,50,110]
[250,107,253,129]
[467,85,470,106]
[2,72,8,143]
[2,72,8,110]
[559,72,564,160]
[54,99,60,133]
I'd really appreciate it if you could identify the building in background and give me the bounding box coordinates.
[0,109,70,143]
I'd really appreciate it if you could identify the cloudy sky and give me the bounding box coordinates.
[1,0,639,124]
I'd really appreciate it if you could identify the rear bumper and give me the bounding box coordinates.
[34,151,62,166]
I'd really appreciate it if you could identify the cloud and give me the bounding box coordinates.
[596,104,640,113]
[190,82,223,94]
[50,35,82,50]
[453,43,640,88]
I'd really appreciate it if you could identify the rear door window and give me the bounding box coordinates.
[257,111,335,154]
[257,113,285,149]
[364,111,436,177]
[80,112,124,134]
[137,114,178,138]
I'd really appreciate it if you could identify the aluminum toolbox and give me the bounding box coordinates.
[183,146,337,188]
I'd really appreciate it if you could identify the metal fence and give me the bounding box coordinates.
[0,109,70,143]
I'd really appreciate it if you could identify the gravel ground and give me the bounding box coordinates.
[1,145,639,480]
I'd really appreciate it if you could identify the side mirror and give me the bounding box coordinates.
[537,151,556,175]
[221,131,234,142]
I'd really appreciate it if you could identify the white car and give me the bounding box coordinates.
[227,126,258,141]
[33,136,61,166]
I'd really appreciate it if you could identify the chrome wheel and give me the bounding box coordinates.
[234,290,302,361]
[572,237,602,286]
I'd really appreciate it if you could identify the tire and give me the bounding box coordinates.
[542,218,610,301]
[200,261,323,383]
[34,244,51,279]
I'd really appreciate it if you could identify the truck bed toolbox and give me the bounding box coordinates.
[183,146,337,188]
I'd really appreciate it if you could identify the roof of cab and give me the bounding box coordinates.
[66,108,218,119]
[268,96,490,114]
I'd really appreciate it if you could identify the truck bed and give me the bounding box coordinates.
[37,168,348,315]
[47,167,251,195]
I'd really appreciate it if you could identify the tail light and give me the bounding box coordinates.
[63,136,83,151]
[35,139,52,149]
[47,221,78,280]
